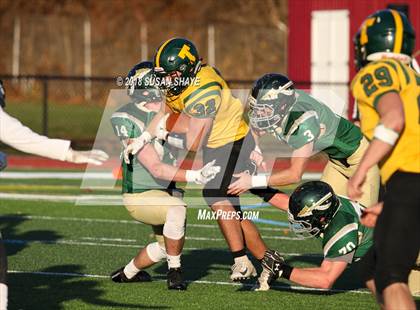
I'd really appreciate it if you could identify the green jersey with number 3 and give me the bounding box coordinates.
[273,90,363,160]
[110,102,176,193]
[320,196,373,263]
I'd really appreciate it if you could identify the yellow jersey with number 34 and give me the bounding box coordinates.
[165,65,248,148]
[351,58,420,183]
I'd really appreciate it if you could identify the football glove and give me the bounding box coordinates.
[185,160,221,184]
[249,145,267,171]
[123,131,152,164]
[261,249,285,278]
[65,148,109,166]
[155,113,169,141]
[0,152,7,171]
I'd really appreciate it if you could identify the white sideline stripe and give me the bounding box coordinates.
[3,238,320,257]
[0,192,122,204]
[1,215,289,233]
[0,171,321,180]
[0,172,114,179]
[81,237,137,243]
[0,192,78,202]
[8,270,368,294]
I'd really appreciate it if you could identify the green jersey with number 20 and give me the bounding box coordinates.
[110,102,176,193]
[273,90,363,160]
[321,196,373,263]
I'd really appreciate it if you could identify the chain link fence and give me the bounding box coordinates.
[0,75,258,150]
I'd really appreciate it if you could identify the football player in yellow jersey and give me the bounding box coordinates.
[124,38,288,281]
[348,9,420,309]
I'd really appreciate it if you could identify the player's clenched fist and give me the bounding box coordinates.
[186,160,221,185]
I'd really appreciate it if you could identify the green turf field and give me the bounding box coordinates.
[0,172,415,309]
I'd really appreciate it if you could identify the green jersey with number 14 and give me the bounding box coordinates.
[110,102,176,193]
[320,196,373,263]
[273,90,363,160]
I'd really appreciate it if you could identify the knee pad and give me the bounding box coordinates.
[146,242,167,263]
[163,205,186,240]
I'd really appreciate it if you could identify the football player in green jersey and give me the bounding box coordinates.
[124,39,288,282]
[254,181,373,291]
[109,62,220,290]
[229,74,380,209]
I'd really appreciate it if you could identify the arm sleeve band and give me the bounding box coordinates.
[280,265,294,280]
[373,123,399,145]
[251,175,268,188]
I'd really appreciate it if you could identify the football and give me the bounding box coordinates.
[166,112,190,133]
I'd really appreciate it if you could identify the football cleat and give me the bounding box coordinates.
[110,267,152,283]
[167,268,187,290]
[230,258,257,281]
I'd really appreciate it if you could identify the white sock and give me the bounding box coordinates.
[0,283,7,310]
[167,254,181,269]
[234,255,249,265]
[123,259,140,279]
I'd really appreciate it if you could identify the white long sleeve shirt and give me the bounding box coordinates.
[0,106,71,161]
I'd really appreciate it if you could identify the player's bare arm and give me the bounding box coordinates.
[227,142,312,195]
[137,142,220,185]
[184,116,212,151]
[268,142,313,185]
[154,112,212,152]
[348,92,405,200]
[250,130,267,170]
[289,259,348,289]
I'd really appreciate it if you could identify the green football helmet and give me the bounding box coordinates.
[126,61,163,104]
[354,9,415,70]
[153,37,201,96]
[288,181,340,238]
[247,73,296,132]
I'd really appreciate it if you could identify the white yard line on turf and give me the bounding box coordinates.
[3,238,319,257]
[8,270,369,294]
[0,192,122,204]
[0,171,322,180]
[1,214,289,232]
[0,172,114,179]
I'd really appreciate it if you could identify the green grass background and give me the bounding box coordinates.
[0,176,399,309]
